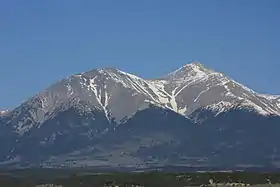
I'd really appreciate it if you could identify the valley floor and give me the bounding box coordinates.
[2,171,280,187]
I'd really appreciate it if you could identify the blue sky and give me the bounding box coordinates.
[0,0,280,109]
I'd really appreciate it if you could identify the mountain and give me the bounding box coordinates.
[0,110,9,115]
[0,62,280,169]
[152,63,280,116]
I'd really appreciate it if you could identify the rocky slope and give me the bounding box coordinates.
[0,62,280,169]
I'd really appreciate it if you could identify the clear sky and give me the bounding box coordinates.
[0,0,280,109]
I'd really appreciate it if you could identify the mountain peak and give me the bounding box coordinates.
[98,67,119,72]
[78,67,123,78]
[165,62,216,81]
[184,62,214,72]
[184,61,203,67]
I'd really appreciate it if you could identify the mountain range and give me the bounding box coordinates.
[1,62,280,169]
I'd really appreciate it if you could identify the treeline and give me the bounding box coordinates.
[2,172,280,187]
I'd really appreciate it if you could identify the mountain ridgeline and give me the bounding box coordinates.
[1,62,280,169]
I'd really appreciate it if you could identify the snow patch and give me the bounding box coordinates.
[259,94,280,101]
[170,88,178,111]
[205,101,233,116]
[66,84,74,95]
[0,110,9,115]
[231,79,256,94]
[241,100,270,116]
[89,76,111,120]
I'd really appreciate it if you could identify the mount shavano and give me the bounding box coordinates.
[1,62,280,169]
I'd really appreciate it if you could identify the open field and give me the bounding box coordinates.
[2,170,280,187]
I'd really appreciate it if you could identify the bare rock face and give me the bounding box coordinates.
[0,62,280,169]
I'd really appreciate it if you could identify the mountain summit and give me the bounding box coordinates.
[155,62,280,116]
[0,62,280,168]
[3,63,280,135]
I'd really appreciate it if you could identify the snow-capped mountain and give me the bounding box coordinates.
[0,110,9,115]
[150,62,280,116]
[2,62,280,136]
[1,62,280,168]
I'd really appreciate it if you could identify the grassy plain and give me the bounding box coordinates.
[1,169,280,187]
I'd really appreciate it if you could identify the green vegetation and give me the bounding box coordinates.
[1,170,280,187]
